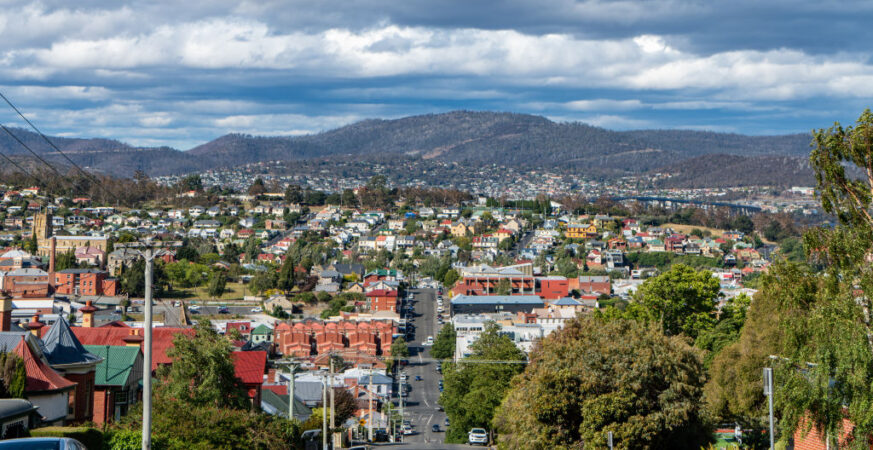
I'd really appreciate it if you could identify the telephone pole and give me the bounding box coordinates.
[330,357,336,449]
[322,374,328,450]
[368,369,374,442]
[137,247,165,450]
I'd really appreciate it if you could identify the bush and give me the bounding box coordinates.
[31,426,103,450]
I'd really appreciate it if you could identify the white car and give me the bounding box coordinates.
[250,307,263,313]
[468,428,488,445]
[425,336,434,346]
[187,305,200,311]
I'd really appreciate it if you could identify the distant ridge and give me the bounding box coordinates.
[0,111,813,185]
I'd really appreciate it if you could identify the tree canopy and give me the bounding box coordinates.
[494,316,710,449]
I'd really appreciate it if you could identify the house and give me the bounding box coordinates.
[11,335,76,425]
[365,290,399,313]
[450,295,544,315]
[565,224,597,239]
[54,269,118,297]
[250,324,274,344]
[575,276,611,295]
[231,351,267,411]
[188,205,206,216]
[83,345,142,425]
[74,246,105,267]
[40,318,103,423]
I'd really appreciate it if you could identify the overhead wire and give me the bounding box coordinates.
[0,90,124,203]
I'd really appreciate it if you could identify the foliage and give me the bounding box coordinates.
[157,320,248,409]
[431,324,457,360]
[704,268,793,430]
[694,293,751,368]
[249,270,277,295]
[114,396,301,450]
[496,278,512,295]
[440,323,526,443]
[120,258,167,297]
[207,271,227,298]
[442,268,460,287]
[0,352,25,398]
[387,337,409,371]
[613,264,721,340]
[493,316,710,449]
[624,251,722,271]
[54,249,78,271]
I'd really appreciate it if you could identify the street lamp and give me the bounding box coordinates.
[763,367,775,450]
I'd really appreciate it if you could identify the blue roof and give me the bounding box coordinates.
[42,318,102,366]
[451,295,544,305]
[552,297,583,306]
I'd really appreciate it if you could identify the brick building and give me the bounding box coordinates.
[537,277,569,300]
[365,289,398,312]
[54,269,117,296]
[273,320,395,358]
[573,275,611,295]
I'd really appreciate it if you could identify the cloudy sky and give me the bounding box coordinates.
[1,0,872,149]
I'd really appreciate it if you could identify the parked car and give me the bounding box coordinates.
[250,307,263,313]
[425,336,434,346]
[218,305,230,314]
[432,424,440,432]
[0,437,87,449]
[468,428,488,445]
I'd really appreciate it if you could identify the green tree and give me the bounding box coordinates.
[23,234,37,254]
[442,269,460,288]
[249,270,276,295]
[617,264,720,340]
[54,249,78,271]
[207,271,227,299]
[494,316,710,449]
[120,259,167,297]
[440,323,526,443]
[431,324,456,360]
[0,352,26,398]
[387,337,409,371]
[178,174,202,192]
[157,320,248,409]
[496,278,512,295]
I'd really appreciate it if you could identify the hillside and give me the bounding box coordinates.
[0,111,814,183]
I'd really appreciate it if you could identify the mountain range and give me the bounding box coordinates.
[0,111,815,186]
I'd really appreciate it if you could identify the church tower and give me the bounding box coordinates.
[33,211,53,242]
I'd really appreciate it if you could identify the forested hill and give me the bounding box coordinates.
[0,111,813,184]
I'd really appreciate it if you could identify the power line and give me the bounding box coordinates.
[0,123,65,178]
[0,147,46,189]
[0,90,122,203]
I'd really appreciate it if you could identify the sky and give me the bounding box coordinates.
[1,0,873,149]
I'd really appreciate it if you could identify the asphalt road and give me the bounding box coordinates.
[390,287,480,449]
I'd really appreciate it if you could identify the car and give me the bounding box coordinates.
[432,424,440,432]
[188,305,200,311]
[173,301,181,307]
[425,336,434,346]
[468,428,489,445]
[445,417,450,426]
[415,375,422,381]
[218,306,229,314]
[439,385,443,392]
[401,427,414,435]
[250,307,263,313]
[0,437,87,449]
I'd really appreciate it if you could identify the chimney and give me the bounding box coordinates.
[80,300,97,328]
[27,314,44,336]
[122,328,144,349]
[0,293,12,332]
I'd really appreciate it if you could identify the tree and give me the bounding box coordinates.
[178,174,202,192]
[440,323,526,443]
[431,324,456,360]
[388,337,410,371]
[442,269,460,288]
[0,352,25,399]
[23,234,37,254]
[617,264,720,340]
[496,278,512,295]
[331,387,358,425]
[248,177,266,196]
[120,259,167,297]
[54,249,78,271]
[494,316,709,449]
[207,271,227,299]
[157,320,248,409]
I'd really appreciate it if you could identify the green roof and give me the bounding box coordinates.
[84,345,140,387]
[251,324,272,336]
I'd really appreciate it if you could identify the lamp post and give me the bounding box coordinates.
[763,367,775,450]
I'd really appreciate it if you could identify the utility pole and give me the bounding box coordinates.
[141,248,155,450]
[763,367,775,450]
[330,356,336,449]
[368,369,374,442]
[322,374,328,450]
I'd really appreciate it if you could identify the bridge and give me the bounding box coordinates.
[610,196,763,215]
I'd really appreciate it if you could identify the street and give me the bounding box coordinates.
[388,287,479,449]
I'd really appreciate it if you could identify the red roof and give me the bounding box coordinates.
[226,322,252,335]
[365,289,398,297]
[232,351,267,385]
[263,384,287,396]
[13,337,76,393]
[65,327,193,371]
